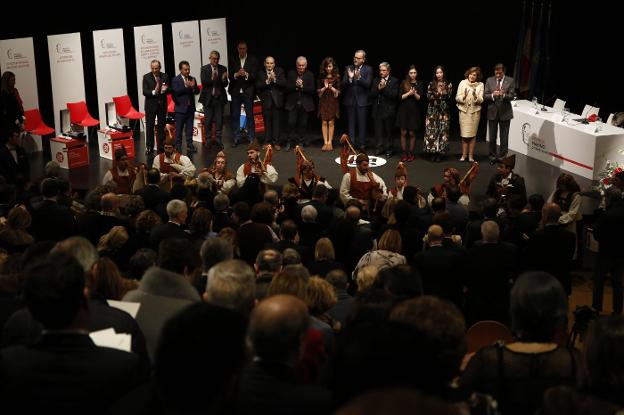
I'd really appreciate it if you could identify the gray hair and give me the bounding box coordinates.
[166,199,187,221]
[150,59,161,67]
[355,49,367,59]
[255,249,283,273]
[213,193,230,211]
[296,56,307,65]
[301,205,318,223]
[206,259,256,315]
[481,220,500,243]
[44,160,61,177]
[196,172,213,190]
[379,62,390,71]
[52,236,99,272]
[200,237,234,272]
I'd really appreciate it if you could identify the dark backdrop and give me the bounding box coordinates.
[1,0,618,135]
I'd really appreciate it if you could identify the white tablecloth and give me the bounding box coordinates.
[506,100,624,180]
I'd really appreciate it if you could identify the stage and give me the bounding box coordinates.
[28,120,595,211]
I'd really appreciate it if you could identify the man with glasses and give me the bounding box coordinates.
[341,49,373,151]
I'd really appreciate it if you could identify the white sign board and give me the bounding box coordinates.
[0,37,39,110]
[133,24,165,113]
[93,28,127,128]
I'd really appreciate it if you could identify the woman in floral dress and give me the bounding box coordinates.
[424,65,452,162]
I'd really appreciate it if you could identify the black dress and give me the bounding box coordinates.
[395,80,422,131]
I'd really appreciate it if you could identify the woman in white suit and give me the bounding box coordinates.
[455,66,484,162]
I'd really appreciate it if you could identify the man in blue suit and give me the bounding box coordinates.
[342,49,373,150]
[172,60,200,153]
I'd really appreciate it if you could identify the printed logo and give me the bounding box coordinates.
[334,155,387,168]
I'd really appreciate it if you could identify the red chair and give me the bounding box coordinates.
[113,95,144,121]
[67,101,99,128]
[465,320,515,354]
[166,94,175,113]
[24,108,54,136]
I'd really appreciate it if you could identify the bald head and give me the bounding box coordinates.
[346,205,361,221]
[249,294,309,363]
[427,224,444,243]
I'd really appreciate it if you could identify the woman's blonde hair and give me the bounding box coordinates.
[314,237,335,261]
[377,229,402,253]
[356,264,379,293]
[266,270,307,300]
[306,276,337,315]
[97,226,129,252]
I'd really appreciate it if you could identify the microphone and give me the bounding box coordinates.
[540,94,557,111]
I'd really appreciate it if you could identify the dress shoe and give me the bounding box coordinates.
[489,159,496,165]
[231,141,239,148]
[400,153,408,162]
[407,153,415,162]
[274,144,281,151]
[459,157,466,162]
[145,148,153,156]
[385,151,392,158]
[468,157,475,163]
[285,143,292,152]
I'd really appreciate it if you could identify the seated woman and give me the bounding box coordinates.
[460,271,584,415]
[428,167,470,206]
[353,229,406,276]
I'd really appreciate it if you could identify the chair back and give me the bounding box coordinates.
[67,101,89,124]
[167,94,175,113]
[465,320,515,353]
[552,98,566,112]
[113,95,133,117]
[582,104,600,118]
[24,108,43,131]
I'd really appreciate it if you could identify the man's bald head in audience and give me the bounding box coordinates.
[249,294,309,363]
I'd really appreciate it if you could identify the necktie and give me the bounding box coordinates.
[497,79,502,91]
[212,66,220,97]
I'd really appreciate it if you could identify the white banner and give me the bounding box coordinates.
[200,18,228,69]
[133,24,164,113]
[172,20,202,108]
[0,37,39,111]
[93,28,127,129]
[47,32,86,135]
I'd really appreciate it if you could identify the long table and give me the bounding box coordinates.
[505,100,624,180]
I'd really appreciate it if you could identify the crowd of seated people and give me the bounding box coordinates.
[2,137,624,414]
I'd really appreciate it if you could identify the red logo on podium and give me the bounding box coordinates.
[193,126,198,136]
[103,143,110,153]
[56,152,64,163]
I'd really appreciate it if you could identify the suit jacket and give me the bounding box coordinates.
[285,70,316,112]
[256,67,286,109]
[484,75,516,121]
[341,64,373,107]
[142,71,170,114]
[370,76,399,118]
[486,172,527,208]
[171,74,200,114]
[228,54,260,98]
[0,144,29,182]
[413,244,466,308]
[526,224,576,293]
[594,204,624,257]
[0,332,142,414]
[199,63,229,107]
[28,199,75,242]
[149,221,190,250]
[135,184,171,210]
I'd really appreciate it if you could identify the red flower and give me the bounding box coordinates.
[615,167,623,174]
[603,178,610,185]
[587,113,599,122]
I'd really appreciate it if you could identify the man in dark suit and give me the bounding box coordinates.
[527,203,576,295]
[135,167,171,210]
[592,188,624,312]
[172,60,200,153]
[29,178,75,242]
[199,50,228,150]
[228,41,259,147]
[284,56,315,151]
[0,126,29,183]
[484,63,517,164]
[142,59,170,155]
[342,49,373,150]
[149,199,191,250]
[0,253,143,413]
[256,56,286,150]
[235,295,331,415]
[370,62,399,157]
[486,154,527,211]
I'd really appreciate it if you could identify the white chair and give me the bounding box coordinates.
[552,98,566,112]
[581,104,600,118]
[607,113,614,125]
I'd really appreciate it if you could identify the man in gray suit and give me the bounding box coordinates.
[484,63,516,164]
